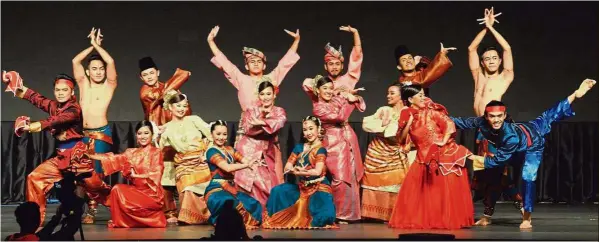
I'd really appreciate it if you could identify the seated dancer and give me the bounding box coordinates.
[159,91,213,225]
[138,56,192,223]
[468,8,523,225]
[360,84,416,222]
[86,120,166,228]
[72,28,118,223]
[204,120,263,229]
[305,75,365,223]
[2,71,111,225]
[263,116,337,229]
[388,84,474,230]
[303,25,363,99]
[235,80,287,206]
[452,79,596,229]
[207,25,300,146]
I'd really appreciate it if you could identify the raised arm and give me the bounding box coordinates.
[207,26,244,89]
[268,29,301,86]
[413,43,455,87]
[163,68,192,93]
[72,46,94,85]
[90,29,117,87]
[339,26,363,82]
[468,28,487,77]
[302,78,319,102]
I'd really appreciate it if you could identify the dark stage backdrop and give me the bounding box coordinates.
[1,2,598,122]
[2,121,598,204]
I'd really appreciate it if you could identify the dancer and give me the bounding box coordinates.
[360,84,416,222]
[71,27,118,223]
[468,7,523,225]
[138,56,192,223]
[86,121,166,228]
[453,79,596,229]
[388,84,474,229]
[303,25,363,99]
[2,71,110,224]
[204,120,263,228]
[235,81,287,206]
[159,91,213,225]
[394,43,455,95]
[263,116,337,229]
[207,26,300,145]
[307,75,365,223]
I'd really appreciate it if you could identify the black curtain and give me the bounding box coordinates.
[2,121,597,204]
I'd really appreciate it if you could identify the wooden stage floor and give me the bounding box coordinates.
[1,203,597,240]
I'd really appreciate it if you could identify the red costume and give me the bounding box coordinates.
[19,87,111,224]
[388,98,473,229]
[97,145,167,228]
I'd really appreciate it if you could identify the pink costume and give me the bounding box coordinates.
[210,49,300,112]
[302,45,363,100]
[234,106,287,206]
[310,94,366,221]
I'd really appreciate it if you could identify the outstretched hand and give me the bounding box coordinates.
[575,79,596,98]
[284,29,300,41]
[339,25,358,33]
[207,26,220,42]
[440,42,457,54]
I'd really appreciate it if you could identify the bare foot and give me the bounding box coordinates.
[519,219,532,229]
[474,216,492,226]
[575,79,596,98]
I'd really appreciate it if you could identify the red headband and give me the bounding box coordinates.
[485,106,506,113]
[55,79,75,89]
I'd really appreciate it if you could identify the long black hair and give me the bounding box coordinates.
[400,84,423,103]
[135,120,155,134]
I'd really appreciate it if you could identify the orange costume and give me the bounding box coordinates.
[96,145,167,228]
[11,80,111,224]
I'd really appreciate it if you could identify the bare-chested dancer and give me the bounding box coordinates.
[72,27,118,224]
[468,8,523,226]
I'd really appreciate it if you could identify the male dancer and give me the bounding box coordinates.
[468,8,522,226]
[452,79,596,229]
[71,27,118,223]
[207,26,300,145]
[2,71,111,225]
[138,56,192,223]
[394,42,456,96]
[302,25,363,98]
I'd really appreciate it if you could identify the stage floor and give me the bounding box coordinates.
[1,203,597,240]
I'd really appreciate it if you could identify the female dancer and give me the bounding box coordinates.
[361,84,415,222]
[204,120,263,229]
[159,91,213,225]
[307,75,365,223]
[235,81,287,206]
[86,120,166,228]
[262,116,337,229]
[388,84,474,229]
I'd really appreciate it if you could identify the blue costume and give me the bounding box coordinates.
[452,98,575,212]
[263,144,337,229]
[204,146,263,227]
